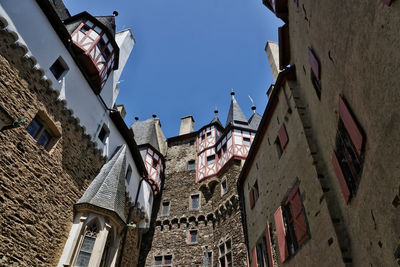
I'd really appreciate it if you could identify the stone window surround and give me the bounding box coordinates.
[58,214,118,267]
[218,236,233,267]
[160,200,170,216]
[153,253,173,266]
[189,193,201,210]
[26,109,61,151]
[187,229,199,244]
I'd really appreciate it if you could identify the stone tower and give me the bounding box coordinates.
[138,92,262,266]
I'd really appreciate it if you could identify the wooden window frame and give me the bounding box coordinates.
[252,225,273,267]
[332,96,365,203]
[218,238,233,267]
[274,183,310,263]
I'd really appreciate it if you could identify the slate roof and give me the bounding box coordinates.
[95,16,116,36]
[225,93,250,128]
[130,119,160,151]
[76,145,127,222]
[248,112,262,131]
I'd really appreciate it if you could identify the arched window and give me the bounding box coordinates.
[75,223,99,267]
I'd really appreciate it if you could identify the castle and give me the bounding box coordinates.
[0,0,400,267]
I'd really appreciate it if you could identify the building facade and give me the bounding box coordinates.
[0,1,155,266]
[240,1,400,267]
[138,94,262,267]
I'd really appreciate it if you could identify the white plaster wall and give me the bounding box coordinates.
[138,181,153,226]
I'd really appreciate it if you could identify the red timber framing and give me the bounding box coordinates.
[70,19,117,90]
[278,123,289,150]
[196,126,256,182]
[332,151,351,203]
[144,147,163,195]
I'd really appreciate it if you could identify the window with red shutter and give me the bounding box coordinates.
[278,124,289,150]
[265,222,274,267]
[251,246,258,267]
[287,185,309,246]
[274,206,289,262]
[332,96,364,203]
[274,184,310,261]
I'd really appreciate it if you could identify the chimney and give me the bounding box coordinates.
[116,104,126,119]
[179,116,194,135]
[265,41,280,82]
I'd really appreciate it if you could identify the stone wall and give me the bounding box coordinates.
[243,80,344,266]
[0,27,105,266]
[286,0,400,266]
[139,136,247,266]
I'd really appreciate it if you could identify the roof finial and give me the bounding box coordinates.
[152,114,157,118]
[249,96,256,113]
[113,11,119,17]
[230,88,235,99]
[134,116,139,121]
[214,107,218,117]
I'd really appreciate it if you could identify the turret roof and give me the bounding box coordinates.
[75,145,127,222]
[225,91,250,129]
[130,118,160,151]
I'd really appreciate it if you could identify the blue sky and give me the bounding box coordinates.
[64,0,282,138]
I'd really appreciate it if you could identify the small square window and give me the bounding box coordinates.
[188,160,195,171]
[243,137,251,146]
[154,256,162,265]
[161,201,170,216]
[207,155,215,164]
[274,136,283,158]
[164,255,172,264]
[152,159,158,169]
[98,124,110,144]
[26,114,60,150]
[190,139,195,146]
[190,194,200,210]
[125,165,132,184]
[253,181,259,203]
[222,143,227,153]
[221,180,227,196]
[217,149,222,159]
[189,230,198,243]
[80,24,90,33]
[49,56,69,80]
[201,134,205,141]
[207,131,211,137]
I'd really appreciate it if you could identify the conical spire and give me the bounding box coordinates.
[76,145,127,222]
[210,107,223,127]
[225,89,248,127]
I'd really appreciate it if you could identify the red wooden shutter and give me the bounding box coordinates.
[308,48,320,79]
[278,124,289,150]
[251,246,258,267]
[274,206,289,263]
[249,188,255,209]
[339,96,363,158]
[265,222,274,267]
[288,185,309,246]
[382,0,393,6]
[332,151,351,203]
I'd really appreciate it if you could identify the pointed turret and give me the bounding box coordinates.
[75,145,127,223]
[248,105,262,131]
[225,90,249,127]
[210,108,223,128]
